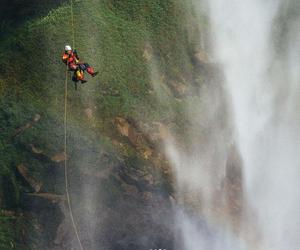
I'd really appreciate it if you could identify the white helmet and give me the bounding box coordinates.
[65,45,72,51]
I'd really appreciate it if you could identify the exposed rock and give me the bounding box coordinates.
[113,117,173,185]
[143,148,153,159]
[25,193,65,204]
[17,164,42,193]
[194,50,209,65]
[114,117,131,137]
[142,191,153,200]
[84,108,93,119]
[114,117,147,152]
[122,182,139,196]
[169,195,176,206]
[27,144,65,168]
[140,121,171,145]
[10,114,41,140]
[225,144,243,216]
[169,80,188,97]
[28,144,43,154]
[51,152,66,163]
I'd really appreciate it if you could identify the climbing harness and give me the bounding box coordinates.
[64,0,84,249]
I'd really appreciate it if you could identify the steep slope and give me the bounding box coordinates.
[0,0,208,249]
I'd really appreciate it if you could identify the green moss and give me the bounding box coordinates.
[0,0,205,246]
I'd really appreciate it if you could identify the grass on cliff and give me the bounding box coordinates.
[0,0,195,177]
[0,0,198,247]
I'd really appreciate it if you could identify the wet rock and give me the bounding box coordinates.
[84,108,93,119]
[114,117,131,137]
[194,50,209,65]
[51,152,66,163]
[140,122,171,145]
[17,164,42,193]
[113,117,173,186]
[10,114,41,140]
[122,182,139,196]
[224,144,244,224]
[114,117,148,153]
[169,81,188,97]
[25,193,65,204]
[143,148,153,159]
[28,144,43,154]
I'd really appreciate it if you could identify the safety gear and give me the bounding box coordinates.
[62,50,79,68]
[69,63,78,71]
[91,72,99,77]
[72,70,87,84]
[65,45,72,51]
[75,69,84,81]
[62,49,98,84]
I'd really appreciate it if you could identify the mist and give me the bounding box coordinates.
[164,0,300,249]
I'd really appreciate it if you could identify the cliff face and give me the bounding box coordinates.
[0,0,209,249]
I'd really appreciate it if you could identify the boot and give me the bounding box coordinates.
[72,76,79,82]
[92,72,99,77]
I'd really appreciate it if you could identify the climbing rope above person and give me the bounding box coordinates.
[62,45,98,84]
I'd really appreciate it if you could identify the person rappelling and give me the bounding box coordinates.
[62,45,98,84]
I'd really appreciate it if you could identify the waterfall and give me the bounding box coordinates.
[208,0,300,249]
[167,1,300,249]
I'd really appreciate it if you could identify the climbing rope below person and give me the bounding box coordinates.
[63,0,84,249]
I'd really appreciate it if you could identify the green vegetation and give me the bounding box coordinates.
[0,0,203,247]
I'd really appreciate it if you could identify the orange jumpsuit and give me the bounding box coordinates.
[62,50,96,82]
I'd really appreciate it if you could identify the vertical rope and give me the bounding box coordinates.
[70,0,76,49]
[64,0,84,249]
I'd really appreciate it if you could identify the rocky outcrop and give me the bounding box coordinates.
[17,164,42,193]
[225,144,243,218]
[113,117,172,176]
[9,114,41,141]
[193,50,209,65]
[114,117,171,154]
[114,117,155,159]
[169,80,188,97]
[25,193,65,204]
[51,152,66,163]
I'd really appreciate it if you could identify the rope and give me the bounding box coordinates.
[70,0,76,49]
[64,0,84,249]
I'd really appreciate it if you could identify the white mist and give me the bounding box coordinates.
[165,0,300,249]
[207,0,300,249]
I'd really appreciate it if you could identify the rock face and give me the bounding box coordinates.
[50,152,174,250]
[224,144,244,226]
[17,124,175,250]
[114,117,156,160]
[194,50,209,65]
[10,114,41,140]
[17,164,42,193]
[114,117,171,153]
[84,108,93,120]
[113,117,172,177]
[51,152,66,163]
[169,80,188,97]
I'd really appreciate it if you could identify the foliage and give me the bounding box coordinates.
[0,0,202,246]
